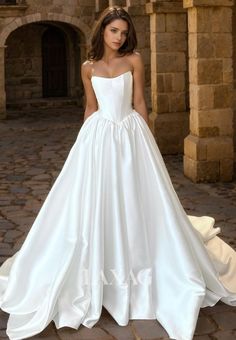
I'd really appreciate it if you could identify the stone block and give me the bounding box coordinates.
[223,71,233,84]
[184,155,220,183]
[199,126,219,137]
[212,7,232,32]
[172,72,185,92]
[223,58,233,72]
[206,137,234,161]
[184,0,234,8]
[151,51,158,74]
[188,7,212,33]
[190,84,214,110]
[156,52,186,73]
[150,13,165,33]
[141,48,150,65]
[137,32,147,49]
[183,155,197,181]
[189,33,214,58]
[132,16,149,33]
[163,73,172,92]
[189,108,233,137]
[189,59,198,84]
[169,92,186,112]
[157,93,169,113]
[153,32,187,53]
[184,134,207,161]
[152,92,158,112]
[197,59,223,85]
[213,84,233,108]
[154,74,163,93]
[166,13,187,32]
[213,33,232,58]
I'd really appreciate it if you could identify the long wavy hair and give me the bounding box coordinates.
[87,6,137,61]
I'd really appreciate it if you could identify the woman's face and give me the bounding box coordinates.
[103,19,128,51]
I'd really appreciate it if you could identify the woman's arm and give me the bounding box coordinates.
[81,61,98,122]
[131,52,150,127]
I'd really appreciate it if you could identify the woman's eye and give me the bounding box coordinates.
[111,29,116,32]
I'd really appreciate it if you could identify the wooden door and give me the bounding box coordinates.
[42,27,67,97]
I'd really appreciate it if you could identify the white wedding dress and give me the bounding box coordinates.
[0,70,236,340]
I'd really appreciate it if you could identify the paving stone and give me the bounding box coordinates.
[131,320,168,338]
[204,301,234,315]
[0,311,8,330]
[0,243,11,249]
[4,230,23,239]
[10,186,30,194]
[27,323,58,339]
[212,330,236,340]
[57,326,114,339]
[194,315,217,335]
[26,168,46,175]
[0,329,8,339]
[32,174,52,181]
[211,312,236,330]
[100,325,135,339]
[0,221,15,230]
[0,248,13,256]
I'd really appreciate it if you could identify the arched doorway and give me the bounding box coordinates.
[42,26,67,97]
[4,20,87,110]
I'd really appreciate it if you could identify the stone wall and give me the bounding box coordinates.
[5,24,43,101]
[20,0,95,26]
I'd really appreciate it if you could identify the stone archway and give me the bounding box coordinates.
[0,12,91,118]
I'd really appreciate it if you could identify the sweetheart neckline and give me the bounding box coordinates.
[91,70,132,80]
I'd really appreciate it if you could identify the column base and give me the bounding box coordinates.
[184,134,234,182]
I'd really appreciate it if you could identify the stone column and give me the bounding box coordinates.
[183,0,234,182]
[0,46,6,119]
[146,1,189,154]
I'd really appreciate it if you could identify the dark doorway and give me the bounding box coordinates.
[42,26,67,97]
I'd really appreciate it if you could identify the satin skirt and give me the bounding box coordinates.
[0,111,236,340]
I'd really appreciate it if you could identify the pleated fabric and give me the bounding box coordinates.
[0,71,236,340]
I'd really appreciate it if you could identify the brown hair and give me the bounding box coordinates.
[87,6,137,61]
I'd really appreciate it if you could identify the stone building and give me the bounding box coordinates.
[0,0,235,183]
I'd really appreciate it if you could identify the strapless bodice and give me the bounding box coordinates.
[91,71,133,123]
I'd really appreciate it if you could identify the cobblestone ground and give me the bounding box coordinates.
[0,108,236,340]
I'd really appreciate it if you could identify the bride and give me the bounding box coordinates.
[0,5,236,340]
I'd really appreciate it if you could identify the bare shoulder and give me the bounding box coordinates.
[129,51,144,71]
[127,51,144,70]
[128,51,143,63]
[81,60,94,79]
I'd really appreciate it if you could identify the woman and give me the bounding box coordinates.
[0,6,236,340]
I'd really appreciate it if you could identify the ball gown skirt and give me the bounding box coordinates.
[0,70,236,340]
